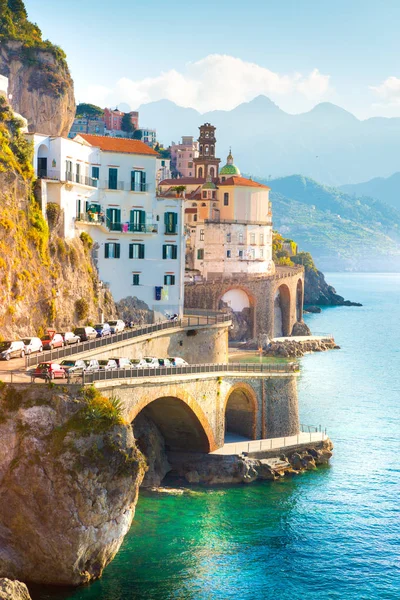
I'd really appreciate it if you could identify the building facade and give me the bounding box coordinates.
[170,136,199,178]
[193,123,221,179]
[29,134,185,319]
[104,108,139,132]
[69,117,105,138]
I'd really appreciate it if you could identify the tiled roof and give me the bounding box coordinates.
[219,176,270,189]
[78,134,159,156]
[159,177,206,185]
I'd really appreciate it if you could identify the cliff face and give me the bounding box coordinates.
[304,268,361,306]
[0,385,146,586]
[0,40,75,136]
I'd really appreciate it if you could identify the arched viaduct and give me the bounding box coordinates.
[184,266,305,339]
[95,367,300,452]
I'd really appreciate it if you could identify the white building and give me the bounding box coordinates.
[29,133,185,319]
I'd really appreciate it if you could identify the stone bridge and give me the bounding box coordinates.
[93,364,300,453]
[184,265,305,339]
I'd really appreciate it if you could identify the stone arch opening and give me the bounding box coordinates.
[274,284,291,337]
[296,279,303,321]
[37,144,49,178]
[224,385,257,439]
[132,396,212,453]
[219,287,255,341]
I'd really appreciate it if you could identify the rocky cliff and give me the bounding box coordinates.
[0,98,116,339]
[304,267,361,307]
[0,384,146,586]
[0,1,75,136]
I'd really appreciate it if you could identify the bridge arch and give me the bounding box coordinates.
[223,382,258,440]
[296,278,303,321]
[274,283,291,337]
[218,286,255,340]
[128,389,217,452]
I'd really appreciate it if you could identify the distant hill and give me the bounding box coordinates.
[138,96,400,187]
[262,175,400,271]
[340,173,400,210]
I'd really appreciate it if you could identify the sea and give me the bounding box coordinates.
[31,273,400,600]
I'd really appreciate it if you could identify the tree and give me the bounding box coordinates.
[76,103,104,119]
[7,0,27,22]
[121,112,134,134]
[133,129,143,140]
[0,0,15,36]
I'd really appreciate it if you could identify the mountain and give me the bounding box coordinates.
[263,175,400,271]
[139,97,400,187]
[340,172,400,210]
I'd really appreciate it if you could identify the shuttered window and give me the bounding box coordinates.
[132,274,140,285]
[163,245,177,259]
[130,209,146,232]
[129,243,145,259]
[106,208,121,231]
[164,275,175,285]
[105,243,120,259]
[164,212,178,234]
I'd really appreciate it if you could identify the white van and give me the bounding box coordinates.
[21,337,43,355]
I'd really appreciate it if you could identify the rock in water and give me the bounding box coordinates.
[0,386,146,586]
[0,579,31,600]
[291,321,312,336]
[132,412,171,487]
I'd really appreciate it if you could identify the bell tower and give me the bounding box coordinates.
[193,123,221,179]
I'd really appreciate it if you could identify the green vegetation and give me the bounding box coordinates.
[154,143,171,159]
[0,95,33,178]
[121,112,135,134]
[46,202,61,228]
[80,231,93,250]
[273,232,317,273]
[75,297,89,321]
[75,103,104,119]
[133,129,143,141]
[81,387,125,429]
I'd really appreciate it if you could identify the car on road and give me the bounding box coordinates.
[157,358,172,367]
[41,333,64,350]
[109,357,132,369]
[130,358,149,369]
[59,331,81,345]
[60,359,87,374]
[74,326,97,341]
[168,357,189,366]
[94,323,111,338]
[0,340,26,361]
[98,359,118,370]
[108,320,125,334]
[21,337,43,355]
[33,362,66,380]
[142,357,159,368]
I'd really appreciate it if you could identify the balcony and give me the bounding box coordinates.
[165,227,178,235]
[75,212,158,234]
[65,171,98,187]
[99,181,149,192]
[102,180,125,191]
[130,182,149,192]
[37,169,61,181]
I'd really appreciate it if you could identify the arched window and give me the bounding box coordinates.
[202,203,207,207]
[198,167,203,178]
[199,145,203,154]
[209,167,215,177]
[205,145,209,155]
[192,202,197,207]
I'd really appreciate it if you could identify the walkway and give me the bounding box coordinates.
[211,431,328,455]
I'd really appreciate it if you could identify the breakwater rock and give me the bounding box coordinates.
[168,439,333,485]
[0,579,31,600]
[265,337,340,358]
[0,385,145,586]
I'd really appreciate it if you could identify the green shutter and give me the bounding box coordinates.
[173,213,178,226]
[164,212,169,225]
[163,245,167,259]
[139,244,145,259]
[105,244,109,259]
[115,244,120,259]
[172,245,177,259]
[129,244,133,259]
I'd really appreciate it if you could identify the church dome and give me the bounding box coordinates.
[219,149,241,176]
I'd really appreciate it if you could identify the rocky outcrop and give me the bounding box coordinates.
[264,337,340,358]
[0,41,75,136]
[0,385,145,586]
[168,439,333,485]
[133,412,171,488]
[0,579,31,600]
[291,320,312,336]
[115,296,154,326]
[304,267,362,307]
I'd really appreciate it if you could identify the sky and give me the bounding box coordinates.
[23,0,400,119]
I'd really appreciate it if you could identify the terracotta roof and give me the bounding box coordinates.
[185,208,198,214]
[219,176,270,189]
[77,134,159,156]
[160,177,206,185]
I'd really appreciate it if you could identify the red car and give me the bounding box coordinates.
[33,362,66,380]
[40,332,64,350]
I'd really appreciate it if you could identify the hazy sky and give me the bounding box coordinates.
[23,0,400,118]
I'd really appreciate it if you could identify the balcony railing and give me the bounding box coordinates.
[102,180,125,191]
[130,182,149,192]
[38,169,60,180]
[165,227,178,235]
[75,213,158,234]
[65,171,98,187]
[100,181,149,192]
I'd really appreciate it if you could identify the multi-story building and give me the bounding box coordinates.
[104,108,139,131]
[28,133,185,318]
[159,128,274,281]
[170,136,199,178]
[69,117,105,138]
[137,128,157,147]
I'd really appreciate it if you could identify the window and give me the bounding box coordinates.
[224,193,229,206]
[197,249,204,260]
[131,170,146,192]
[163,244,177,259]
[76,163,81,183]
[108,168,118,190]
[188,162,193,168]
[202,191,207,199]
[129,243,145,259]
[161,160,165,167]
[200,229,204,241]
[66,160,73,180]
[238,250,243,258]
[193,214,198,222]
[212,191,216,198]
[106,208,121,231]
[260,234,264,245]
[227,250,231,258]
[202,203,206,207]
[164,275,175,285]
[250,233,256,244]
[226,233,231,243]
[104,243,120,259]
[130,209,146,232]
[165,212,178,234]
[198,167,203,178]
[260,248,264,258]
[132,274,140,286]
[91,166,99,180]
[239,232,244,244]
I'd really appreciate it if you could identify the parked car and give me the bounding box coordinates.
[94,323,111,338]
[74,326,97,341]
[59,331,80,345]
[98,359,118,370]
[109,357,132,369]
[60,359,87,374]
[168,357,188,366]
[108,320,125,334]
[0,340,26,361]
[21,337,43,355]
[157,358,172,367]
[130,358,149,369]
[143,357,159,368]
[41,333,64,350]
[84,359,100,372]
[33,362,66,380]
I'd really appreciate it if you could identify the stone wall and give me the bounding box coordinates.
[184,266,304,339]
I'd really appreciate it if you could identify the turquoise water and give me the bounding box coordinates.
[31,274,400,600]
